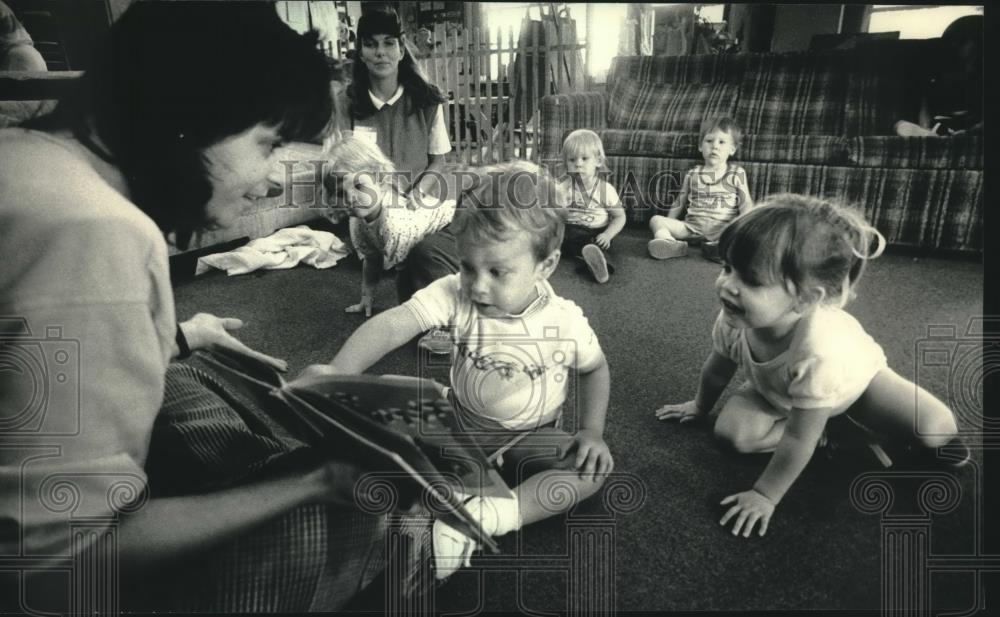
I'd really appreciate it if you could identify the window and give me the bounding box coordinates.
[694,4,726,24]
[867,5,983,39]
[482,2,626,80]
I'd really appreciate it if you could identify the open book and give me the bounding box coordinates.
[197,346,511,553]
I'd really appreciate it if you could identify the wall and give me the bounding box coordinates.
[770,4,844,52]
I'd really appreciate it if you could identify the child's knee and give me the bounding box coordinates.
[916,409,959,447]
[713,420,743,451]
[713,418,763,453]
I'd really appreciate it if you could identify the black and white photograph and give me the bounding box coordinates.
[0,1,992,615]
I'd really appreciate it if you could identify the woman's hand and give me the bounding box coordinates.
[345,294,374,317]
[561,429,614,482]
[654,400,705,424]
[306,460,367,507]
[719,489,775,537]
[179,313,287,372]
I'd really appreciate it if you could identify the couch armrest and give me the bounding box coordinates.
[539,92,608,167]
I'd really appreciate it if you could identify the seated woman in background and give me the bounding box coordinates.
[1,2,413,612]
[334,5,451,200]
[332,5,459,352]
[895,14,983,137]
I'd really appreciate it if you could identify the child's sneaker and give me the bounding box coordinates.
[647,238,688,260]
[432,519,478,580]
[418,327,452,355]
[701,240,722,263]
[581,244,609,283]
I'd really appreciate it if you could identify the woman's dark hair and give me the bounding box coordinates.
[348,5,446,119]
[23,1,332,249]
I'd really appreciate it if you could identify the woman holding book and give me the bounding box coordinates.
[0,3,409,612]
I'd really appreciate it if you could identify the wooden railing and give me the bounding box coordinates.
[416,24,587,166]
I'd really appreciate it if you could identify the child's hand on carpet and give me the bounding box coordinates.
[719,489,775,538]
[654,400,705,423]
[561,429,614,482]
[594,232,613,250]
[346,294,374,317]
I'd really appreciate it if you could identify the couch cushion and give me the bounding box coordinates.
[598,129,847,165]
[604,155,702,223]
[606,81,739,132]
[735,52,847,135]
[598,129,697,158]
[847,135,983,170]
[746,163,981,253]
[739,134,849,165]
[608,54,746,86]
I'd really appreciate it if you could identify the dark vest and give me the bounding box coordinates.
[345,89,438,192]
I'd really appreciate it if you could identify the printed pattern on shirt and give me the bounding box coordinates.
[403,274,603,429]
[562,178,618,229]
[350,192,456,269]
[685,164,746,232]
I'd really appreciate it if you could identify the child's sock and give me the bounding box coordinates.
[464,493,522,537]
[432,493,521,580]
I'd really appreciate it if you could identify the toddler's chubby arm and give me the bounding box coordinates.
[293,305,424,382]
[655,350,737,423]
[594,184,626,250]
[720,407,830,538]
[667,172,691,219]
[735,168,754,214]
[347,253,384,317]
[564,353,614,482]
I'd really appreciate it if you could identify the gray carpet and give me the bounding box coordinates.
[173,223,984,613]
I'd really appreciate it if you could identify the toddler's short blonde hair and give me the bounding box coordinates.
[323,136,398,196]
[452,160,567,262]
[561,129,607,166]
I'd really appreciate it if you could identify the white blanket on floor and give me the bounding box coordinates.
[196,225,350,276]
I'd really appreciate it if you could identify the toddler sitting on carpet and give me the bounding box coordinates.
[558,129,626,283]
[303,161,613,579]
[648,116,753,262]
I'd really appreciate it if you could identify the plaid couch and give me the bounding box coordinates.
[539,45,983,254]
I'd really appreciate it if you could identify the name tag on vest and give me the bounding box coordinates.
[354,126,378,146]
